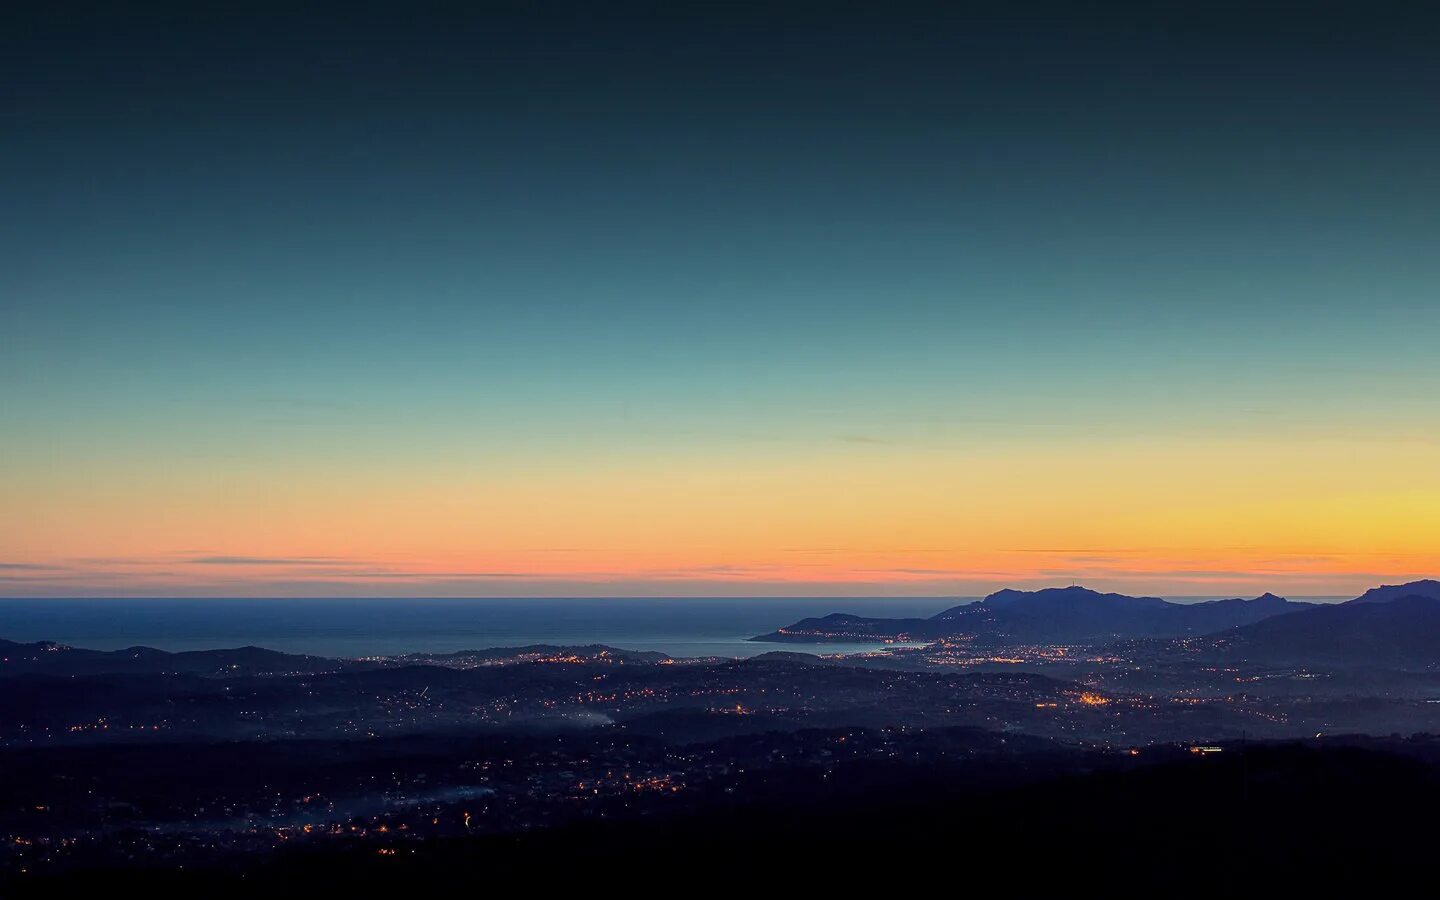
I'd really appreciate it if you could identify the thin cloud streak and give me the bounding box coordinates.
[185,556,365,566]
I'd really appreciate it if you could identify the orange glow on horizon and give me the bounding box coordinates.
[2,435,1437,597]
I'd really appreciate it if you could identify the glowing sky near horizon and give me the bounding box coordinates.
[3,4,1439,598]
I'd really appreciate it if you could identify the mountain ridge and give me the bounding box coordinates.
[1191,593,1440,669]
[1347,579,1440,605]
[751,581,1438,645]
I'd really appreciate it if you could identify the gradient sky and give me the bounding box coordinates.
[3,2,1439,598]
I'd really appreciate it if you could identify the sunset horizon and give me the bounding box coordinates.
[7,6,1439,603]
[6,3,1440,888]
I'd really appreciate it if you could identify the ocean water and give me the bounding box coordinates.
[0,597,961,659]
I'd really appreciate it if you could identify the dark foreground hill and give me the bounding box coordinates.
[22,739,1440,895]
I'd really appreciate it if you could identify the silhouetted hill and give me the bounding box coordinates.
[749,612,942,643]
[1346,579,1440,604]
[0,640,347,677]
[0,641,677,679]
[746,651,835,665]
[391,645,672,665]
[752,586,1315,644]
[1200,594,1440,669]
[956,585,1168,614]
[933,587,1315,641]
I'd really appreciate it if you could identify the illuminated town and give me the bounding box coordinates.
[4,579,1440,882]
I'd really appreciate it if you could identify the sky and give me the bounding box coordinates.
[3,2,1439,598]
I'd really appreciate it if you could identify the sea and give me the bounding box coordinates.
[0,597,963,659]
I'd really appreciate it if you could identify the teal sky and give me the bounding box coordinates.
[3,3,1439,597]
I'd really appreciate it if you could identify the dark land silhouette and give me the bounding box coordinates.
[3,580,1439,890]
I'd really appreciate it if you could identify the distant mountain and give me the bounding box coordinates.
[750,612,944,644]
[1346,579,1440,605]
[389,645,673,666]
[746,651,836,666]
[751,586,1316,644]
[957,586,1169,615]
[1198,594,1440,669]
[932,587,1318,642]
[0,640,682,678]
[0,640,348,677]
